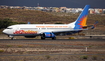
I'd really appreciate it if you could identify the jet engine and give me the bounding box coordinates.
[41,32,56,40]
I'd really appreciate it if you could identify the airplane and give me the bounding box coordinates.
[2,5,96,40]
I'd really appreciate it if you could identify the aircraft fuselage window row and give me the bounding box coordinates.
[20,28,70,30]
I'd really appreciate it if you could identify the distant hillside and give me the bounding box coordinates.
[0,9,75,24]
[0,9,105,35]
[0,9,105,24]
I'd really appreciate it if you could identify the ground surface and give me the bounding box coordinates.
[0,39,105,61]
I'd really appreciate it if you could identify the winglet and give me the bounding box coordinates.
[91,21,98,29]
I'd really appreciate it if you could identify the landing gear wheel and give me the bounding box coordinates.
[41,37,45,40]
[8,35,14,40]
[11,37,14,40]
[52,37,56,40]
[41,33,45,40]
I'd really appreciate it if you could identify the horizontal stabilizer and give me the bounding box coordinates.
[82,21,98,29]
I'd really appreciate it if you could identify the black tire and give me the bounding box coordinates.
[41,33,46,40]
[41,36,45,40]
[52,37,56,40]
[11,37,14,40]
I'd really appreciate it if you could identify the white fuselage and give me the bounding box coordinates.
[3,23,75,36]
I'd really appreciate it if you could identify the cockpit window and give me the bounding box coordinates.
[6,28,12,29]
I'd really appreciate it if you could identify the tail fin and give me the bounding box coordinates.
[74,5,90,29]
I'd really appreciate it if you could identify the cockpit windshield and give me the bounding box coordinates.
[6,28,12,29]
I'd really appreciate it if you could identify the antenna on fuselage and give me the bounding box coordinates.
[28,22,30,24]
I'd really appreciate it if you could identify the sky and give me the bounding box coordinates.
[0,0,105,8]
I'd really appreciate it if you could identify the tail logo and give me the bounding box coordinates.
[78,15,87,27]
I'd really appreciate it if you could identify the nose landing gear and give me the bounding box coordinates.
[8,35,14,40]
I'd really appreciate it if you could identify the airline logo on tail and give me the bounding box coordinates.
[74,5,90,29]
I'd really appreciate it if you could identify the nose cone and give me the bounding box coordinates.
[2,29,8,34]
[3,30,6,33]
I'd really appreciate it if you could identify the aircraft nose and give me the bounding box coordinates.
[2,29,7,34]
[3,30,5,33]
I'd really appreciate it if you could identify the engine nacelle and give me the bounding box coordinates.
[24,36,36,38]
[43,32,55,38]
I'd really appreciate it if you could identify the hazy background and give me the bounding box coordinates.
[0,0,105,8]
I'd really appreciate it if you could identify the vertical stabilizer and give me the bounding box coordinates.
[74,5,90,29]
